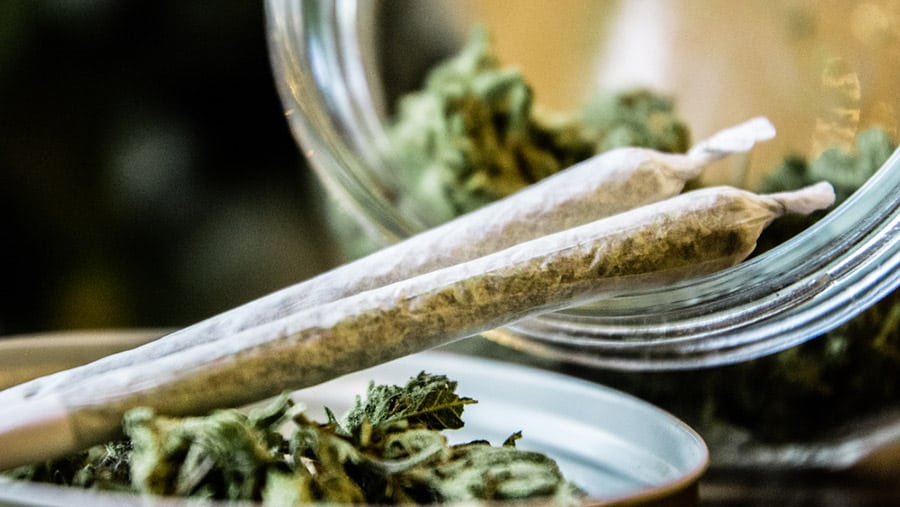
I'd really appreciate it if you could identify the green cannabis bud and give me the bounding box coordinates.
[385,26,689,223]
[6,373,585,504]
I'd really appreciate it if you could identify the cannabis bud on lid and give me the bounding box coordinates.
[7,372,586,504]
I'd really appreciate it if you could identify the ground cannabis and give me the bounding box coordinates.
[6,373,585,504]
[5,441,132,490]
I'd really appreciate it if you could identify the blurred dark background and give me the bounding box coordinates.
[0,1,340,335]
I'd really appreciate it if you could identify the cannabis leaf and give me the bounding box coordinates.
[340,372,476,436]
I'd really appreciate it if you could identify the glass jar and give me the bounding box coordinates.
[265,0,900,475]
[264,0,900,371]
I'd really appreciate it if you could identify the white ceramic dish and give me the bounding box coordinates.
[0,330,707,506]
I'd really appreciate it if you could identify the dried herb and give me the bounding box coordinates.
[337,372,475,436]
[124,402,286,498]
[398,438,581,503]
[7,373,585,505]
[579,88,691,155]
[385,26,690,223]
[3,441,132,490]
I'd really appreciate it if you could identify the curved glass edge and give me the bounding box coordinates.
[500,148,900,369]
[265,0,420,244]
[266,0,900,369]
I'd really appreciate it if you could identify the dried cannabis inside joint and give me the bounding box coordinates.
[6,372,585,504]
